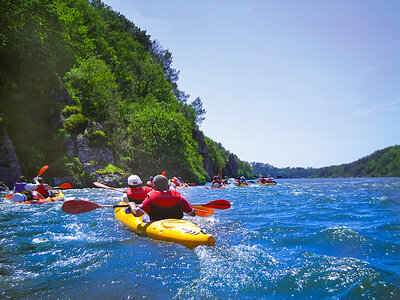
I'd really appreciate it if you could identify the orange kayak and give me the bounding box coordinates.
[13,191,65,204]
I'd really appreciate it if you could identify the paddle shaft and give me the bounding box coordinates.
[102,204,129,208]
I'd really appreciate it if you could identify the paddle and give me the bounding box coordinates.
[193,199,230,209]
[191,206,214,217]
[37,165,49,177]
[218,168,223,177]
[93,181,124,192]
[62,199,215,217]
[54,183,72,189]
[95,182,230,210]
[93,182,229,213]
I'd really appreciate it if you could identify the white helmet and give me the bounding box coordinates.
[127,175,142,186]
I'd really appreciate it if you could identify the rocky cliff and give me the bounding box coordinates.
[222,154,239,178]
[0,133,21,187]
[192,128,213,180]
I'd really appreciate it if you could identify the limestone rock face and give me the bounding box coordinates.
[92,173,125,187]
[0,133,21,187]
[192,129,213,180]
[222,154,238,178]
[66,122,114,174]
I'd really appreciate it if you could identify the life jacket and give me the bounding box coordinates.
[14,182,34,200]
[36,183,49,198]
[125,186,152,204]
[147,190,184,221]
[212,178,222,186]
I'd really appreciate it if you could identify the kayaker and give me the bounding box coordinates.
[211,176,222,187]
[258,177,266,184]
[34,177,53,198]
[12,176,40,202]
[172,177,181,187]
[128,175,196,221]
[146,176,154,187]
[122,175,152,204]
[178,177,189,187]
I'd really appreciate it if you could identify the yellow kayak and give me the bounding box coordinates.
[114,202,215,249]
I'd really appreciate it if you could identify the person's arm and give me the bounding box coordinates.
[127,202,146,217]
[181,197,196,217]
[122,192,129,202]
[25,183,40,191]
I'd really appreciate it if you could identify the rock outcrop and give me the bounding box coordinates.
[66,122,114,173]
[222,154,238,178]
[0,133,21,187]
[192,129,213,180]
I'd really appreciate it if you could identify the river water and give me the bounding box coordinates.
[1,178,399,299]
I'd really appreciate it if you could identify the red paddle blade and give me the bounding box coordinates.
[193,206,214,217]
[37,165,49,177]
[62,200,101,214]
[161,171,166,175]
[58,183,72,189]
[5,194,12,199]
[202,199,231,209]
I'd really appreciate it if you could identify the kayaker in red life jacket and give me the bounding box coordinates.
[258,177,266,184]
[212,176,222,187]
[122,175,152,204]
[128,175,196,221]
[34,177,53,198]
[146,176,154,187]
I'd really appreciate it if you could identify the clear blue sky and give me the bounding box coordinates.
[102,0,400,168]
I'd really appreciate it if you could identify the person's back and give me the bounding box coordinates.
[125,186,152,204]
[145,189,184,220]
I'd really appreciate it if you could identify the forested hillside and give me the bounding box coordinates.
[313,145,400,178]
[251,145,400,178]
[0,0,252,184]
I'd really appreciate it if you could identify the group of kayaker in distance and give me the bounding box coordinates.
[258,175,276,184]
[210,174,277,187]
[4,167,275,222]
